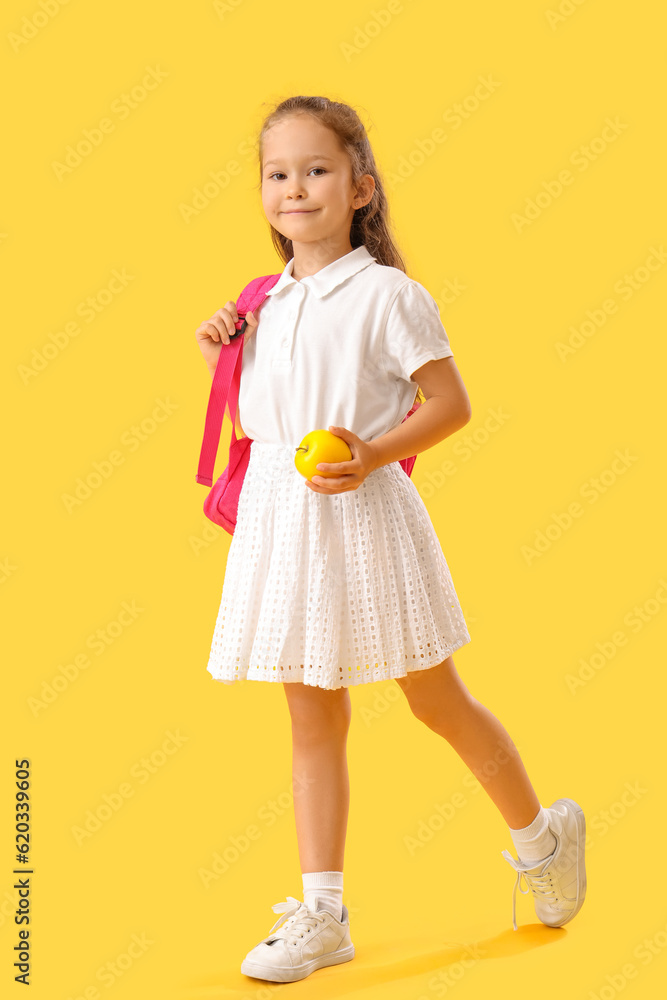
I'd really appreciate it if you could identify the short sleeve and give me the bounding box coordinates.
[382,280,453,383]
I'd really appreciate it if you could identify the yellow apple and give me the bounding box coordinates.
[294,429,352,481]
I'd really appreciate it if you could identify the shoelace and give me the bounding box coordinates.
[266,896,328,947]
[503,854,559,931]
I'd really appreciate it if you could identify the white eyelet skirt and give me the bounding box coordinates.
[206,441,471,690]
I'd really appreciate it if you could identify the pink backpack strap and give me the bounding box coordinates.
[236,273,281,315]
[196,273,281,487]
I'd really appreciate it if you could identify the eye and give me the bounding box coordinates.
[267,168,327,180]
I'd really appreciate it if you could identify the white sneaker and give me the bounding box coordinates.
[501,797,587,930]
[240,895,355,983]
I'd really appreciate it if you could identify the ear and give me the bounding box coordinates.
[354,174,375,209]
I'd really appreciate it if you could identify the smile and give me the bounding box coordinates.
[283,209,319,214]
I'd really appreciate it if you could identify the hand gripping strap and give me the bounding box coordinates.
[195,273,281,487]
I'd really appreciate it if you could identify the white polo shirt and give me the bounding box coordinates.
[238,244,454,447]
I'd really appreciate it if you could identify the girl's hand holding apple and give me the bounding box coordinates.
[296,426,378,494]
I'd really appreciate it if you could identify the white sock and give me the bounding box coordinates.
[509,804,557,865]
[302,870,344,921]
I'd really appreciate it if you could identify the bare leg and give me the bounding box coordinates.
[396,657,540,829]
[282,681,351,872]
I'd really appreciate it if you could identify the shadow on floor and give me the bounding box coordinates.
[184,923,565,998]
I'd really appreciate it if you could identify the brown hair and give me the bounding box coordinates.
[253,95,425,402]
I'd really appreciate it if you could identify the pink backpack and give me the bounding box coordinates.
[196,273,421,534]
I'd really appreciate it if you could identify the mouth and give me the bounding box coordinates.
[282,209,319,214]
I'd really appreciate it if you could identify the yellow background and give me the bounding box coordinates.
[2,0,665,997]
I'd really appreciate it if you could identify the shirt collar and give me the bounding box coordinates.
[264,245,377,300]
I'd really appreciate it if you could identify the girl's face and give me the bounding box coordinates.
[261,115,374,252]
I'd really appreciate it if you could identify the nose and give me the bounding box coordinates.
[284,175,308,200]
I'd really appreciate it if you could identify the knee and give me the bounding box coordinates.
[287,687,351,744]
[407,698,443,732]
[395,659,476,738]
[404,688,476,739]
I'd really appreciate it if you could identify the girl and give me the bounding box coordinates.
[195,95,586,984]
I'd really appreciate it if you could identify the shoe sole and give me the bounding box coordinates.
[545,797,587,926]
[241,942,355,983]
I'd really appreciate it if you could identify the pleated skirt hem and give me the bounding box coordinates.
[208,633,471,690]
[205,441,471,691]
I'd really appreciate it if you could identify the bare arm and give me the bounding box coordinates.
[369,356,471,471]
